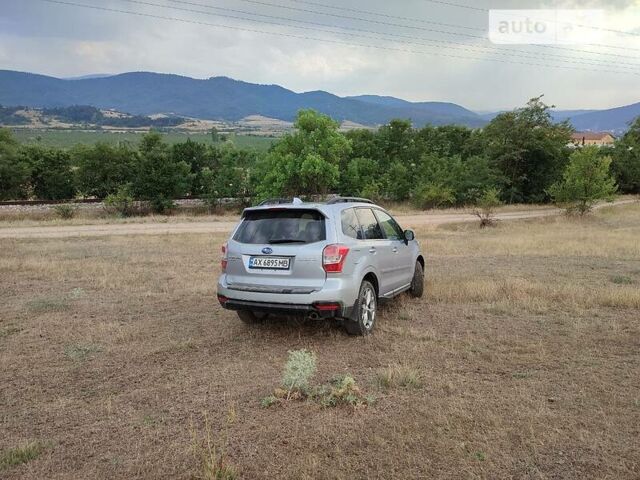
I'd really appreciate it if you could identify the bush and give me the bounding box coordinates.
[548,147,617,215]
[282,349,317,396]
[313,375,373,408]
[472,188,503,228]
[104,184,135,217]
[412,184,456,210]
[52,204,77,219]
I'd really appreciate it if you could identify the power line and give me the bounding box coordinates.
[421,0,640,39]
[284,0,640,52]
[286,0,484,28]
[163,0,640,70]
[36,0,640,77]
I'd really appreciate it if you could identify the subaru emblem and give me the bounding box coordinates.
[262,247,273,255]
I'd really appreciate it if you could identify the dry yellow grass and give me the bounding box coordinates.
[0,204,638,479]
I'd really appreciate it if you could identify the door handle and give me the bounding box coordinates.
[369,247,376,254]
[392,247,398,253]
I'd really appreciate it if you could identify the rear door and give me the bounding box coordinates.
[354,208,394,296]
[225,208,327,294]
[374,209,414,291]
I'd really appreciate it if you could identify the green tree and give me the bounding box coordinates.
[133,133,192,212]
[480,96,573,203]
[257,110,350,199]
[548,146,617,215]
[23,145,76,200]
[171,139,220,196]
[73,142,137,198]
[0,128,31,200]
[415,125,473,158]
[382,160,412,201]
[611,117,640,193]
[340,157,379,197]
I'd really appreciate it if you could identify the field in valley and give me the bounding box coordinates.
[1,204,639,479]
[10,129,276,151]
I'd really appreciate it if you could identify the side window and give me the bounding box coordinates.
[374,210,404,241]
[341,208,362,240]
[355,208,384,240]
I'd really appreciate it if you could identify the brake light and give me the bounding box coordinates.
[322,244,349,273]
[221,242,228,271]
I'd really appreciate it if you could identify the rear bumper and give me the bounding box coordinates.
[217,274,359,319]
[218,296,352,319]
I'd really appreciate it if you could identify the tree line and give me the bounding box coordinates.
[1,96,638,212]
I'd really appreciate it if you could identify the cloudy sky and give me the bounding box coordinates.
[2,0,639,110]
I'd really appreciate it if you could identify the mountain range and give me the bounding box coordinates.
[0,70,637,133]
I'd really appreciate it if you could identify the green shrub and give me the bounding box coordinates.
[52,203,77,219]
[104,183,135,217]
[282,349,317,395]
[472,188,503,228]
[548,146,617,215]
[412,184,456,210]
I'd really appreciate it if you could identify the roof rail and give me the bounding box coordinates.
[326,197,374,205]
[257,198,292,206]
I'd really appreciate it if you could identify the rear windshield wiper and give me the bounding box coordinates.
[268,239,307,244]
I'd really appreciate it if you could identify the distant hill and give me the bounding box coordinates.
[0,70,637,132]
[348,95,481,126]
[569,103,640,134]
[0,70,485,128]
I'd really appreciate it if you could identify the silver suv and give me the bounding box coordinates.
[217,197,424,335]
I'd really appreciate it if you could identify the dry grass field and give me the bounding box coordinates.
[1,204,639,479]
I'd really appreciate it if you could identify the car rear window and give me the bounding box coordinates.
[234,209,326,244]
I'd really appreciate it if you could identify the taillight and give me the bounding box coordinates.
[221,242,228,271]
[322,244,349,273]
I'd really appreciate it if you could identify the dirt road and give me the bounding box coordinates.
[0,201,632,239]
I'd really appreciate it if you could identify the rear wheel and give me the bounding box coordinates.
[237,310,267,324]
[409,261,424,298]
[345,280,377,336]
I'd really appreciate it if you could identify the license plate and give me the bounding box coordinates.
[249,256,291,270]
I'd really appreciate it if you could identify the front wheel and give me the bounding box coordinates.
[409,261,424,298]
[345,281,377,336]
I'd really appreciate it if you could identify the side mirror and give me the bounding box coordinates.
[404,229,415,242]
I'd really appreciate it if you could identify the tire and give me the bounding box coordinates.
[409,261,424,298]
[237,310,267,324]
[345,280,377,336]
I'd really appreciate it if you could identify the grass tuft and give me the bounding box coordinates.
[0,442,45,470]
[64,343,101,361]
[375,365,423,390]
[190,411,237,480]
[610,275,635,285]
[26,297,69,313]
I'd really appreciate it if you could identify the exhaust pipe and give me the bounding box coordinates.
[308,312,320,320]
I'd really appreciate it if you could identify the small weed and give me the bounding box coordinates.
[190,411,237,480]
[375,365,422,390]
[474,451,487,461]
[0,442,45,470]
[26,297,69,313]
[0,326,23,339]
[64,344,101,361]
[69,288,86,299]
[52,204,77,219]
[313,375,372,408]
[260,395,280,408]
[142,414,161,427]
[610,275,634,285]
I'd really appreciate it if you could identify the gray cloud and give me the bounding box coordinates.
[1,0,639,110]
